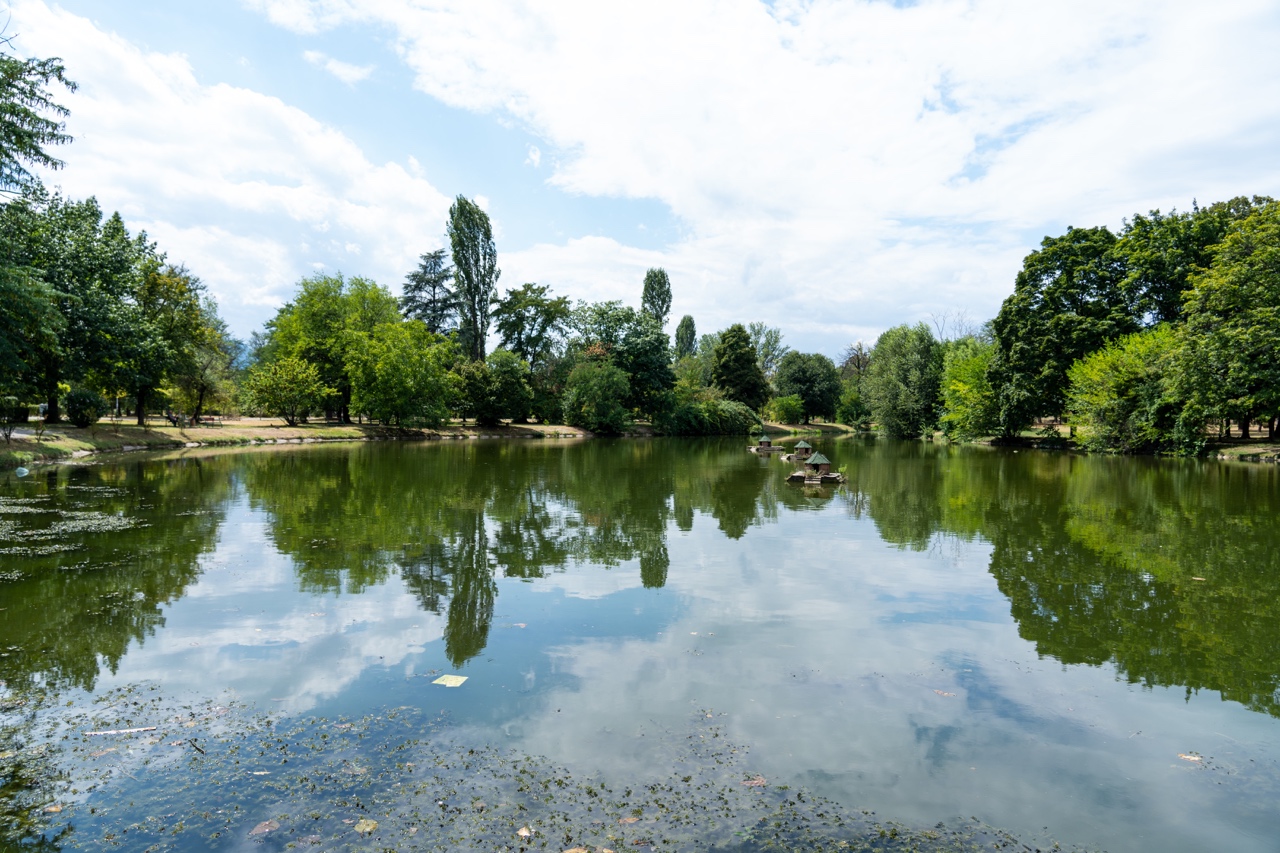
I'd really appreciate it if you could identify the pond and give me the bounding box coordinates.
[3,437,1280,851]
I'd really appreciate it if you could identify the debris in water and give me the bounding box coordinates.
[433,674,468,687]
[248,819,279,836]
[517,825,534,837]
[84,726,157,736]
[742,775,767,787]
[1178,753,1202,762]
[354,818,378,834]
[44,804,63,814]
[933,690,956,697]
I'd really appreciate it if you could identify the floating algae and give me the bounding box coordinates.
[8,687,1093,853]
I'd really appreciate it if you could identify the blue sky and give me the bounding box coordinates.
[9,0,1280,356]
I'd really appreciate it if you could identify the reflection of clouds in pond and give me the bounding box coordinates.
[95,500,446,714]
[503,519,1278,853]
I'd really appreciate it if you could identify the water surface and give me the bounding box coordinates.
[3,438,1280,851]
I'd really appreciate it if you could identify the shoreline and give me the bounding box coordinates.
[0,418,855,472]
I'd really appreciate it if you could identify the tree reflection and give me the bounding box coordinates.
[239,439,776,665]
[845,442,1280,718]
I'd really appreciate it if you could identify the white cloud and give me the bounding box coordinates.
[525,144,541,168]
[303,48,374,84]
[246,0,1280,350]
[11,0,452,336]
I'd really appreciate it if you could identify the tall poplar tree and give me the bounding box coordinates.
[674,315,696,360]
[641,267,671,326]
[448,196,499,361]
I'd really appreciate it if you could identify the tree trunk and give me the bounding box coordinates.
[193,387,206,422]
[136,388,149,426]
[1240,418,1251,440]
[1270,416,1277,440]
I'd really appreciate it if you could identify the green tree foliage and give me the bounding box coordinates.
[0,54,76,191]
[448,195,499,361]
[988,226,1137,435]
[773,351,840,423]
[486,348,534,424]
[245,356,332,426]
[108,263,206,425]
[711,323,768,411]
[263,273,398,422]
[170,304,240,420]
[640,267,672,326]
[1175,202,1280,440]
[562,359,631,434]
[0,264,62,398]
[347,321,457,427]
[747,322,790,382]
[658,399,761,436]
[493,283,570,366]
[863,323,942,438]
[63,388,107,428]
[400,248,455,334]
[1066,326,1178,453]
[0,185,151,421]
[765,394,804,424]
[835,386,871,429]
[939,336,999,441]
[1118,197,1272,326]
[568,300,673,420]
[674,315,696,360]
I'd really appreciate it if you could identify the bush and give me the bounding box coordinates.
[657,399,761,436]
[1067,326,1179,453]
[836,386,872,429]
[0,396,23,443]
[562,360,631,434]
[245,357,332,426]
[65,388,109,428]
[765,394,804,424]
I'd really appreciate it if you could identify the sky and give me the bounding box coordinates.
[6,0,1280,357]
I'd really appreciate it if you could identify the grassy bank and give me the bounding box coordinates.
[0,418,602,472]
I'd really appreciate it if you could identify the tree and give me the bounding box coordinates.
[1175,202,1280,440]
[615,316,674,419]
[640,267,671,326]
[863,323,942,438]
[711,324,768,411]
[939,336,999,441]
[448,195,499,361]
[486,348,534,424]
[0,186,152,422]
[400,248,456,334]
[1118,197,1273,326]
[1067,326,1178,453]
[347,321,457,428]
[0,265,62,399]
[674,315,696,360]
[765,394,804,424]
[170,304,240,421]
[563,358,631,434]
[747,322,790,381]
[988,226,1137,436]
[245,356,331,426]
[773,351,840,423]
[492,283,570,366]
[839,341,872,387]
[108,262,206,425]
[0,54,76,192]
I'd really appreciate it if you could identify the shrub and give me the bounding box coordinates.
[1067,325,1179,453]
[0,396,23,443]
[65,389,109,428]
[765,394,804,424]
[563,360,631,434]
[657,399,761,436]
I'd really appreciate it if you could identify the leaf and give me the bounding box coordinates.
[618,816,640,824]
[44,804,63,814]
[517,826,534,838]
[564,848,591,853]
[742,775,767,787]
[432,674,468,687]
[1178,753,1202,762]
[248,820,279,836]
[354,818,378,834]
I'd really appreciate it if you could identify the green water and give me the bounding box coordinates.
[3,438,1280,851]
